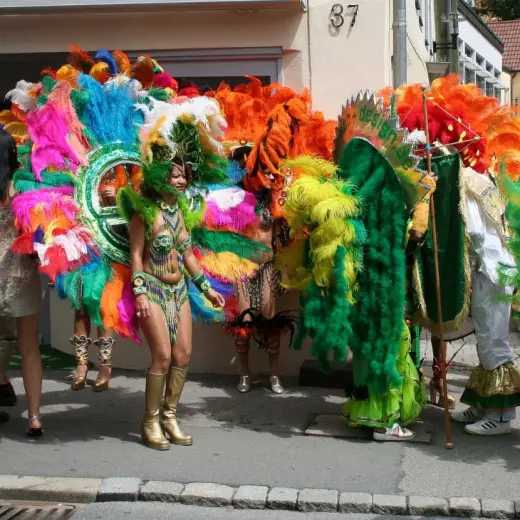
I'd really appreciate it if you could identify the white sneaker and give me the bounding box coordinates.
[464,418,512,436]
[451,407,483,424]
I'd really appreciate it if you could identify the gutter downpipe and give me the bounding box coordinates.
[393,0,408,87]
[450,0,460,75]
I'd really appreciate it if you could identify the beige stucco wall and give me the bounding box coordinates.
[307,0,391,114]
[0,9,309,97]
[49,289,313,376]
[502,69,511,105]
[512,73,520,109]
[404,0,431,85]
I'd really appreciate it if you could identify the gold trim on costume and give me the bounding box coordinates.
[466,362,520,397]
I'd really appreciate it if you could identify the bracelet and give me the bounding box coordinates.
[133,286,147,296]
[132,271,146,288]
[192,270,212,294]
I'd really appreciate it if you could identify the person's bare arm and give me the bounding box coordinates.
[130,213,151,319]
[177,213,225,308]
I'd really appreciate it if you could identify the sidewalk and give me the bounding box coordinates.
[1,334,519,504]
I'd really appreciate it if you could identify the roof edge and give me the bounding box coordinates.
[458,1,505,53]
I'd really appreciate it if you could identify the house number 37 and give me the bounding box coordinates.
[330,4,359,29]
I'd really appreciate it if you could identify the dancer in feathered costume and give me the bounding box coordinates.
[381,76,520,435]
[211,78,337,393]
[328,93,433,440]
[1,47,268,407]
[117,93,240,450]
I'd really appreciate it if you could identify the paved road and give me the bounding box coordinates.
[2,338,520,501]
[69,503,454,520]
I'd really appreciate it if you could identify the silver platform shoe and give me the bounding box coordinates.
[237,375,252,393]
[270,376,285,394]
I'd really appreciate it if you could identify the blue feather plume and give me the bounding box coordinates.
[94,49,119,76]
[226,161,247,185]
[76,73,140,147]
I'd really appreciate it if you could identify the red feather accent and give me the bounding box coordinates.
[12,233,36,254]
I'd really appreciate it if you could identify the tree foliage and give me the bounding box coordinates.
[478,0,520,21]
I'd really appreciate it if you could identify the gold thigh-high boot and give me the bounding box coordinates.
[70,336,91,391]
[141,371,170,451]
[160,366,193,446]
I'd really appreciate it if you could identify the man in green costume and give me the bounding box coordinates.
[340,138,429,441]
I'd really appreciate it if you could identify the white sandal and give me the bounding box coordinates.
[373,423,415,442]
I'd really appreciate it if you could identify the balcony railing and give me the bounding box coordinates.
[0,0,307,14]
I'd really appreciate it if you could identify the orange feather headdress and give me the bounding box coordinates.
[379,75,520,179]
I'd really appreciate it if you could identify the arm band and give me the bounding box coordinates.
[177,235,192,254]
[192,270,212,294]
[132,271,147,295]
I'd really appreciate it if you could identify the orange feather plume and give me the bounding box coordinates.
[132,56,155,89]
[101,263,131,336]
[112,50,131,76]
[379,75,520,178]
[67,44,94,73]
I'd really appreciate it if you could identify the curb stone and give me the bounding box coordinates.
[481,500,516,519]
[339,491,372,513]
[139,481,184,502]
[373,494,408,515]
[298,488,339,512]
[233,485,268,509]
[98,477,142,502]
[450,497,482,518]
[0,474,516,517]
[409,496,449,517]
[180,482,235,507]
[266,487,298,510]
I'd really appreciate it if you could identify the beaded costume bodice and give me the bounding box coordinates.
[149,200,191,279]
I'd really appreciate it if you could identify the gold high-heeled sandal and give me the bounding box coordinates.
[160,366,193,446]
[93,338,114,392]
[70,335,91,391]
[429,377,456,409]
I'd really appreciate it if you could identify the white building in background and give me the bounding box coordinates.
[0,0,438,373]
[457,0,506,102]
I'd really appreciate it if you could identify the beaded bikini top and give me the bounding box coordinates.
[149,200,191,278]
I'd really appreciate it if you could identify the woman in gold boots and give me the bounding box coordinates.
[120,98,226,451]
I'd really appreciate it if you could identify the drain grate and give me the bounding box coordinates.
[0,504,75,520]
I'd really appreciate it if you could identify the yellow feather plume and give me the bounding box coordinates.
[283,174,361,292]
[199,252,259,284]
[279,155,337,181]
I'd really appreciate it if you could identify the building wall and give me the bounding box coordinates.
[405,0,434,85]
[458,18,502,69]
[308,0,391,109]
[1,1,434,374]
[502,69,512,103]
[512,73,520,111]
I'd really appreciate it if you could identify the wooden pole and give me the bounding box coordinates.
[421,86,453,449]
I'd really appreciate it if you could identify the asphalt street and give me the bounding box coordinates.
[1,359,520,501]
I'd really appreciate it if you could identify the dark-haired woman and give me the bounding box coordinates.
[0,128,43,437]
[124,159,225,450]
